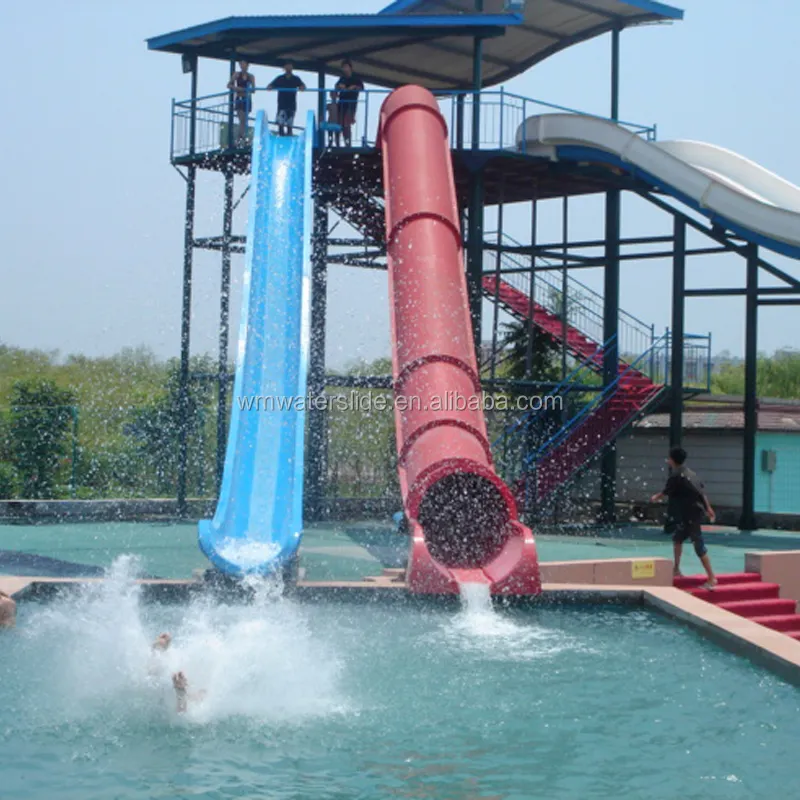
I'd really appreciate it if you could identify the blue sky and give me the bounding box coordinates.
[1,0,798,369]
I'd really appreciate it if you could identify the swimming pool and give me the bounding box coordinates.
[1,559,799,799]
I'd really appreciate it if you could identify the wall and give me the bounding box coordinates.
[755,432,800,515]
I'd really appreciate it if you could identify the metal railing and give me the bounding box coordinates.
[482,232,713,391]
[484,231,656,364]
[170,87,657,160]
[528,334,669,469]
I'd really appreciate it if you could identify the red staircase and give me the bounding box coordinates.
[674,572,800,641]
[483,275,666,501]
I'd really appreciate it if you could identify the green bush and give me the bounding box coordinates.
[0,462,19,499]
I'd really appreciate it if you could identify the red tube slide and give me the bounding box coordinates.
[378,86,541,595]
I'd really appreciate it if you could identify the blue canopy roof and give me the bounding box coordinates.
[147,0,683,89]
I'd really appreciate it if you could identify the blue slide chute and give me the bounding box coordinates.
[198,111,314,577]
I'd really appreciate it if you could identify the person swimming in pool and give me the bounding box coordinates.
[0,590,16,628]
[150,632,206,712]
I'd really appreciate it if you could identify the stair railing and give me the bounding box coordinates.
[527,332,669,468]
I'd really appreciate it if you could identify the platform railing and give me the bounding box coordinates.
[170,87,657,160]
[483,231,656,363]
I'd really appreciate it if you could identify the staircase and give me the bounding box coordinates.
[674,573,800,641]
[483,258,668,504]
[484,232,714,506]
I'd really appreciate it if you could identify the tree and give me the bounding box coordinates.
[8,379,77,499]
[125,356,215,495]
[493,318,563,387]
[712,350,800,399]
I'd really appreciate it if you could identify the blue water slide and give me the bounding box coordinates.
[198,111,314,577]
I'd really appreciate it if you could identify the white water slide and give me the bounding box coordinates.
[517,115,800,258]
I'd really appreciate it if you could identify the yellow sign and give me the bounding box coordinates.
[632,560,656,580]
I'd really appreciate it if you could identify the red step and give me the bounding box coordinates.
[748,614,800,632]
[690,582,781,603]
[788,632,800,641]
[674,572,761,590]
[718,598,798,617]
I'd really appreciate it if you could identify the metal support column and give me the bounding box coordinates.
[215,166,234,492]
[490,185,504,381]
[610,27,621,122]
[523,199,538,519]
[467,171,485,350]
[456,95,465,150]
[177,60,198,515]
[306,198,329,521]
[599,27,622,524]
[472,0,484,150]
[599,189,621,524]
[524,199,538,380]
[226,56,236,150]
[561,197,569,381]
[317,70,326,149]
[740,244,759,530]
[669,219,686,447]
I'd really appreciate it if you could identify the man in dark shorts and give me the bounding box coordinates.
[651,447,717,589]
[227,60,255,145]
[267,61,306,136]
[335,60,364,147]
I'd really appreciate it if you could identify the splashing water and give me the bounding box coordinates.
[215,537,282,571]
[443,579,592,661]
[18,555,346,728]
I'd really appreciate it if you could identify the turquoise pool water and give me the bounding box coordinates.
[1,560,799,799]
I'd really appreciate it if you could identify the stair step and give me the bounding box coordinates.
[788,632,800,641]
[674,572,762,590]
[690,582,781,603]
[748,614,800,632]
[718,598,797,617]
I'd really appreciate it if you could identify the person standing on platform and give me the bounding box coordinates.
[227,60,255,145]
[267,61,306,136]
[651,447,718,589]
[335,60,364,147]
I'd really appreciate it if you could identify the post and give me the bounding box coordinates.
[561,196,569,381]
[306,198,329,521]
[670,219,686,448]
[599,188,621,524]
[472,0,484,150]
[216,166,234,493]
[317,70,326,149]
[467,170,485,350]
[490,190,504,381]
[599,27,621,524]
[610,27,620,122]
[227,55,236,150]
[740,244,759,530]
[456,94,465,150]
[177,61,198,515]
[524,199,537,380]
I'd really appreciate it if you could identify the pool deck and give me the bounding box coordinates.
[4,561,800,686]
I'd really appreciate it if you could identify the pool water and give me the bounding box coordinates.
[1,558,799,799]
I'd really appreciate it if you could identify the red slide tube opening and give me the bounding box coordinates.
[378,85,541,595]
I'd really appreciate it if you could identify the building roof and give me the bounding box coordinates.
[380,0,684,87]
[147,0,683,90]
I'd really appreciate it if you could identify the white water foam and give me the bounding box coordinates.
[21,555,346,727]
[435,580,593,662]
[216,537,282,571]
